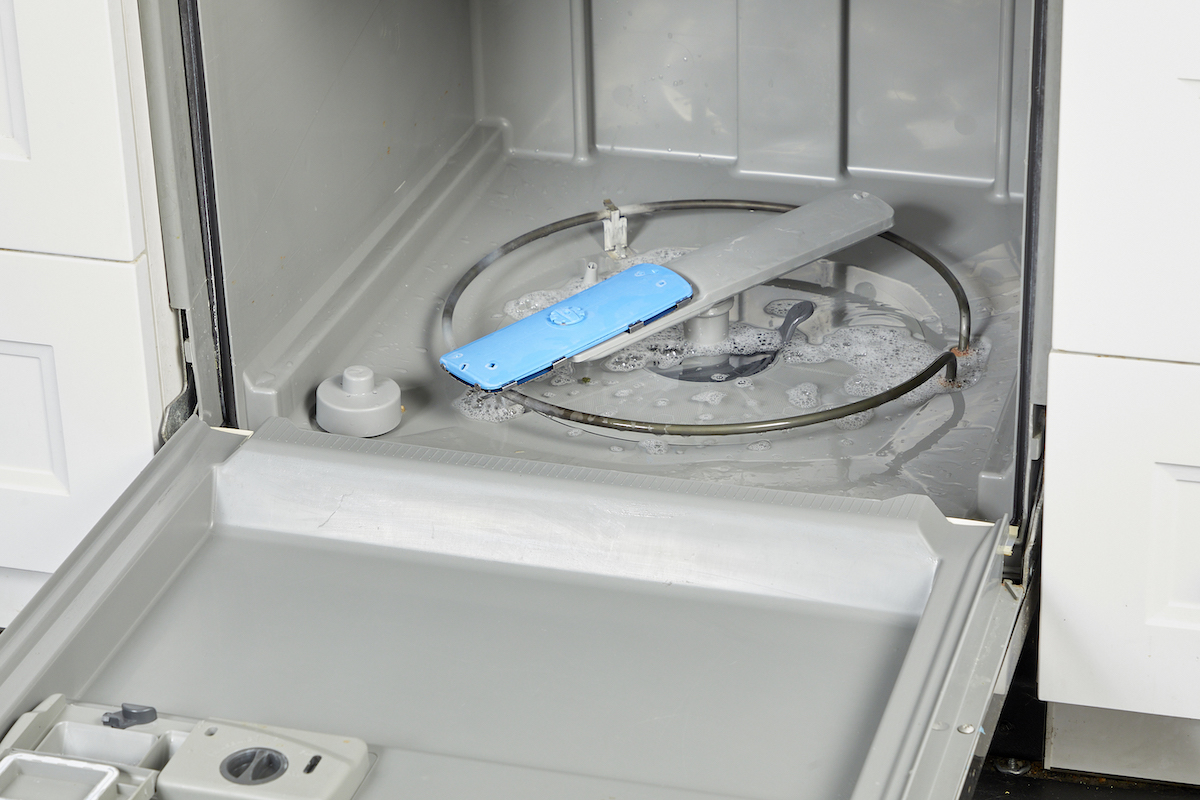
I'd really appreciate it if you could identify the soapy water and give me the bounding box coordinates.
[690,390,727,406]
[452,388,525,423]
[782,326,990,407]
[638,439,668,455]
[603,323,784,372]
[786,382,820,409]
[457,323,987,430]
[599,318,987,414]
[834,409,874,430]
[469,247,991,432]
[503,247,696,321]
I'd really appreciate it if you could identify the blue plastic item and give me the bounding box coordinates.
[441,265,692,391]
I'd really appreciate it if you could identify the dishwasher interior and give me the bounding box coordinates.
[0,2,1047,799]
[161,0,1039,524]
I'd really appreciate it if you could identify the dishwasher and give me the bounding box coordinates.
[0,1,1053,798]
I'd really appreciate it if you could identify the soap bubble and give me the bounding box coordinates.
[786,383,820,409]
[690,390,727,406]
[452,389,525,423]
[834,409,874,430]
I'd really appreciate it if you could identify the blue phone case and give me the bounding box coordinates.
[441,265,692,391]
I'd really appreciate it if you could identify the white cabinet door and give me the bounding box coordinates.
[1052,0,1200,365]
[0,250,161,573]
[1041,351,1200,719]
[0,0,144,260]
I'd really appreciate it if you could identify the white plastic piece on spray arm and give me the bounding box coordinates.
[583,261,599,287]
[315,366,402,437]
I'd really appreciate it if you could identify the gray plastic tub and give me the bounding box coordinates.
[0,420,1022,800]
[141,0,1037,522]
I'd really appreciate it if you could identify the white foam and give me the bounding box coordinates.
[548,363,576,386]
[504,279,587,320]
[615,246,697,270]
[783,326,991,408]
[834,409,874,430]
[786,382,820,409]
[504,247,698,322]
[747,440,772,451]
[638,439,668,455]
[603,321,783,373]
[690,390,727,406]
[452,389,526,423]
[495,251,992,432]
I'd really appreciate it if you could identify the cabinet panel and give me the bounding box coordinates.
[0,250,160,573]
[1041,351,1200,718]
[1052,0,1200,364]
[0,0,143,260]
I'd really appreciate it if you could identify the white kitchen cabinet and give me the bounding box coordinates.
[1051,0,1200,366]
[0,0,178,581]
[1042,351,1200,720]
[0,250,164,574]
[1039,3,1200,778]
[0,0,146,261]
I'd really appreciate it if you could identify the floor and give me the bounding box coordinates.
[975,764,1200,800]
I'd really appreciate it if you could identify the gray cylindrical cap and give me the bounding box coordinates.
[315,366,402,437]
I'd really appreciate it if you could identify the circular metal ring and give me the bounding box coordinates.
[442,200,970,436]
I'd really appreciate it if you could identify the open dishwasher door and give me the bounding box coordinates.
[0,418,1026,800]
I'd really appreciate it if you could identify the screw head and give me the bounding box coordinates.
[995,757,1032,776]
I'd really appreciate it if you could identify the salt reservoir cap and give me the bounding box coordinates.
[315,366,402,437]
